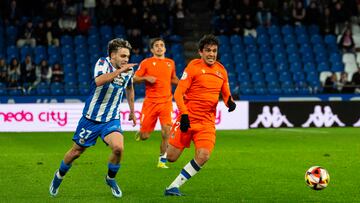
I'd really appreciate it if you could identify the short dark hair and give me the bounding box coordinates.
[198,34,219,51]
[108,38,132,56]
[149,37,165,49]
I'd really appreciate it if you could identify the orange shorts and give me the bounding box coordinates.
[140,100,173,133]
[169,117,216,153]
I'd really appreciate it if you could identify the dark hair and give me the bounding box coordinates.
[198,34,219,51]
[108,38,132,57]
[149,37,165,49]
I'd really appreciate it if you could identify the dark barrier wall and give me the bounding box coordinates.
[249,101,360,128]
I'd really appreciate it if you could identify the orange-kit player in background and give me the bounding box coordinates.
[164,34,237,196]
[133,38,179,168]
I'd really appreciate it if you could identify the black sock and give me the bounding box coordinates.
[59,169,66,176]
[108,169,117,178]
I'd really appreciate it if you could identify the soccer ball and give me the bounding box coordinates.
[305,166,330,190]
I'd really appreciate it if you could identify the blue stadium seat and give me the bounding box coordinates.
[87,34,99,45]
[304,62,316,72]
[281,25,294,35]
[113,25,126,36]
[235,63,247,72]
[60,35,73,46]
[286,43,298,54]
[268,25,280,35]
[20,46,32,61]
[294,25,307,35]
[329,53,342,64]
[251,72,264,82]
[293,71,305,82]
[256,26,267,35]
[288,53,301,64]
[244,35,255,45]
[0,82,7,95]
[289,62,302,72]
[88,26,98,36]
[331,62,345,72]
[263,62,275,72]
[247,53,259,64]
[284,34,296,44]
[308,25,320,35]
[74,35,87,45]
[231,44,243,54]
[100,25,113,38]
[245,44,257,54]
[297,34,309,44]
[230,35,242,45]
[279,71,292,82]
[272,44,285,54]
[270,34,283,45]
[277,62,289,72]
[317,62,330,72]
[261,53,273,63]
[233,52,245,63]
[265,71,278,82]
[217,35,230,45]
[259,44,271,54]
[310,34,323,44]
[301,52,314,63]
[50,82,64,95]
[324,35,337,45]
[36,82,50,95]
[257,34,269,45]
[299,43,312,54]
[267,81,282,95]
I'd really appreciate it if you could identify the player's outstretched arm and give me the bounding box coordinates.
[95,63,137,86]
[133,75,156,84]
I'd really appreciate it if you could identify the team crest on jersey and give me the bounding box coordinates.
[166,62,171,67]
[215,70,223,78]
[181,71,188,80]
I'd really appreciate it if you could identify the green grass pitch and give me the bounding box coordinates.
[0,128,359,202]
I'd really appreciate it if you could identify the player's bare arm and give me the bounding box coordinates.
[125,82,136,127]
[133,75,157,84]
[171,75,179,85]
[95,63,137,86]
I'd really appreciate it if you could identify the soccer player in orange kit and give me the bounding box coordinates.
[164,34,236,196]
[133,38,179,168]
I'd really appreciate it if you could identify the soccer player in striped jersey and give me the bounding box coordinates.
[49,38,137,198]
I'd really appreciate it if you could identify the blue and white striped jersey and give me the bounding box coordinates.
[82,57,133,122]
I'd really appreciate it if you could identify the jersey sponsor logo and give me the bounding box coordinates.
[302,105,345,127]
[201,69,205,74]
[152,62,156,66]
[181,71,188,80]
[250,105,293,128]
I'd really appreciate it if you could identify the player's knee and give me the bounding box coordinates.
[112,145,124,156]
[140,133,150,140]
[71,148,85,158]
[166,153,179,162]
[195,151,210,165]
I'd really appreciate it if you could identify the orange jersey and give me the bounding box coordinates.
[135,57,176,103]
[174,59,232,123]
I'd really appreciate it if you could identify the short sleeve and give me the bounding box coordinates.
[135,60,147,77]
[93,58,108,78]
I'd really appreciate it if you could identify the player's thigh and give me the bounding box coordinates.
[73,116,102,147]
[168,120,192,155]
[101,119,124,149]
[103,131,124,151]
[140,102,159,132]
[158,101,173,126]
[193,124,216,154]
[167,143,184,162]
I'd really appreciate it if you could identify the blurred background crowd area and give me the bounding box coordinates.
[0,0,359,98]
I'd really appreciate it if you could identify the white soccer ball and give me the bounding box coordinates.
[305,166,330,190]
